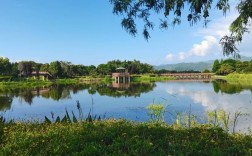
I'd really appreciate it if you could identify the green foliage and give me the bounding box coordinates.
[1,119,252,155]
[0,76,12,82]
[220,0,252,57]
[17,61,34,77]
[49,61,62,78]
[132,74,175,82]
[1,105,252,155]
[110,0,251,57]
[212,59,220,72]
[213,58,252,75]
[110,0,230,40]
[0,57,11,76]
[0,57,155,79]
[207,109,249,133]
[97,60,154,75]
[225,73,252,81]
[0,80,52,89]
[147,103,166,124]
[217,63,235,75]
[203,69,210,73]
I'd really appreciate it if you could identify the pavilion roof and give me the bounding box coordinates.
[116,67,126,70]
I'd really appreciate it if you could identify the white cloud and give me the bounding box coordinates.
[178,52,186,60]
[169,35,219,61]
[189,36,218,57]
[164,7,252,63]
[197,14,238,38]
[165,53,174,61]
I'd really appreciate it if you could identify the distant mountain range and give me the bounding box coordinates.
[154,56,252,72]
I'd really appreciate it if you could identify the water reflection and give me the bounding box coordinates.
[97,83,156,97]
[0,95,12,111]
[0,80,251,133]
[0,82,155,111]
[165,80,252,132]
[212,80,252,94]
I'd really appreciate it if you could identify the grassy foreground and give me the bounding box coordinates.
[1,119,252,155]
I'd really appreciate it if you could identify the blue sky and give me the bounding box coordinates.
[0,0,251,66]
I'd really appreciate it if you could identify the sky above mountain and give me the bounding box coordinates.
[0,0,251,66]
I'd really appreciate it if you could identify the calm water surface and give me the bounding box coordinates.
[0,80,252,132]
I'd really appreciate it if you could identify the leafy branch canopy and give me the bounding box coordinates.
[109,0,252,57]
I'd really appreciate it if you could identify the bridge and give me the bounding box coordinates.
[160,73,214,80]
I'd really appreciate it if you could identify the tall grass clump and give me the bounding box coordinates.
[147,103,166,124]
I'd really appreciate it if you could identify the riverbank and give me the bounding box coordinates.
[224,73,252,81]
[0,74,175,89]
[131,74,175,82]
[0,119,251,155]
[0,80,53,89]
[214,73,252,86]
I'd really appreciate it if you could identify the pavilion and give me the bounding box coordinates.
[112,67,130,83]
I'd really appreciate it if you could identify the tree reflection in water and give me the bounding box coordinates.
[0,82,156,110]
[212,80,252,94]
[0,80,251,111]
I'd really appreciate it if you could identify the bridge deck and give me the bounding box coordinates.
[160,73,214,80]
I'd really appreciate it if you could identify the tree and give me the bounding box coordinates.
[72,65,88,76]
[110,0,252,57]
[17,61,33,77]
[49,61,63,78]
[60,61,73,77]
[87,65,97,77]
[0,57,11,75]
[217,63,235,75]
[212,59,220,73]
[97,64,111,75]
[11,62,18,77]
[203,69,210,73]
[40,63,50,72]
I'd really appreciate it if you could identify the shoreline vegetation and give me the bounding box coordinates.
[0,74,176,89]
[1,120,252,155]
[214,73,252,86]
[0,107,252,155]
[1,73,252,90]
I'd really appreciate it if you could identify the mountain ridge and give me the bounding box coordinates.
[154,56,252,71]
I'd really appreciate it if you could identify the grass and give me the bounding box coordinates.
[0,77,103,89]
[216,73,252,86]
[131,74,175,82]
[224,73,252,81]
[0,119,252,155]
[0,76,12,82]
[0,80,53,89]
[0,103,251,155]
[56,78,80,84]
[0,74,175,89]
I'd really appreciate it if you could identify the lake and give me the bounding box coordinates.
[0,80,252,132]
